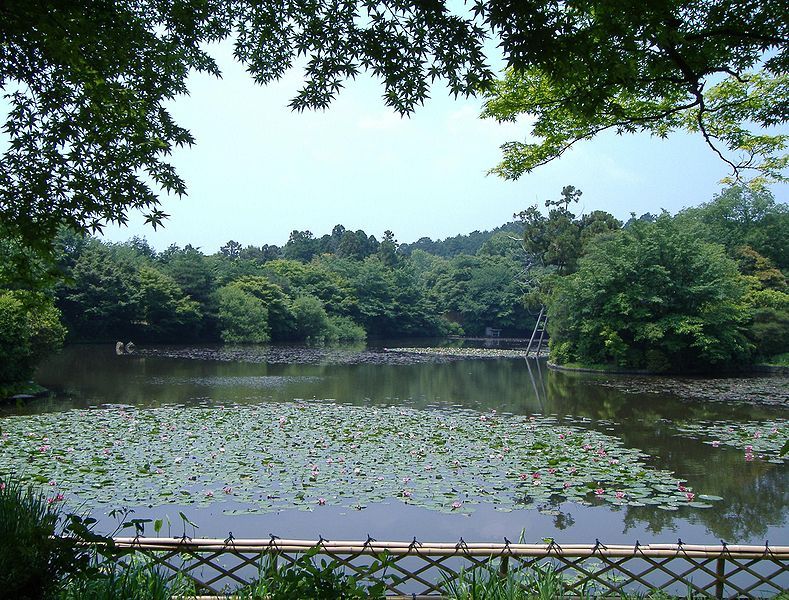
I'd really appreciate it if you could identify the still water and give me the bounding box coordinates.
[4,342,787,546]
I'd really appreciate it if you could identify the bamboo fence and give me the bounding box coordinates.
[99,536,789,598]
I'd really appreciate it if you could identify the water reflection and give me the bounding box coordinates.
[5,343,787,542]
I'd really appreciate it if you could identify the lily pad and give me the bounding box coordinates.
[0,402,712,514]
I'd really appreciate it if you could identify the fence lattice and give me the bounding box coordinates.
[100,537,789,598]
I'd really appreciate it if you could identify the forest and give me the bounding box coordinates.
[0,185,787,385]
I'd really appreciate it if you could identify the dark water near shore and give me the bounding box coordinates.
[4,342,787,547]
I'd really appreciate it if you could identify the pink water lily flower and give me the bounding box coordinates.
[223,486,233,494]
[451,501,462,510]
[594,488,605,496]
[615,491,626,499]
[685,492,695,501]
[711,440,721,447]
[317,497,326,505]
[402,489,412,498]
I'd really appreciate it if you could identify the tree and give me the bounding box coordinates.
[216,285,270,344]
[3,1,785,252]
[548,215,752,372]
[0,1,489,252]
[0,291,66,385]
[480,1,787,184]
[677,185,789,270]
[136,266,202,341]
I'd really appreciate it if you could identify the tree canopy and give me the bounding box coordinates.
[1,1,786,251]
[481,0,788,184]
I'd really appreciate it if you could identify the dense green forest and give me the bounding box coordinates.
[1,185,787,386]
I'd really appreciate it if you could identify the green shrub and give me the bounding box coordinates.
[217,285,270,343]
[291,295,333,343]
[327,315,367,342]
[0,291,66,384]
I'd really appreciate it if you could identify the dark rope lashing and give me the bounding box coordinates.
[363,534,377,551]
[592,538,608,554]
[223,531,236,548]
[318,534,330,548]
[408,536,422,552]
[546,537,562,553]
[455,537,471,555]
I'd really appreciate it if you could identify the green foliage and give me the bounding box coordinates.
[426,254,529,336]
[291,295,333,343]
[677,186,789,270]
[217,286,270,344]
[1,2,490,252]
[0,291,66,385]
[327,315,367,342]
[59,557,195,600]
[231,276,295,340]
[0,478,88,600]
[548,215,753,371]
[481,0,787,183]
[136,267,202,341]
[237,548,386,599]
[57,242,140,340]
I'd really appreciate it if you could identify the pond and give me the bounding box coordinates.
[1,342,787,547]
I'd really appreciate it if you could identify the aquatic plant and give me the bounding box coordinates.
[0,402,715,514]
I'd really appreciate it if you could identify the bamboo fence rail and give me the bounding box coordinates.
[97,536,789,598]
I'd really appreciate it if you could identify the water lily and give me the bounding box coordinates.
[615,491,626,499]
[451,500,462,510]
[402,489,412,498]
[48,480,57,486]
[685,492,695,501]
[594,488,605,496]
[204,490,214,497]
[677,483,687,492]
[317,497,326,505]
[711,440,721,447]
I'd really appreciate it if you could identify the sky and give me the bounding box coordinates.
[96,42,786,253]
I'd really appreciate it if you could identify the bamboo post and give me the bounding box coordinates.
[715,556,725,599]
[498,555,509,578]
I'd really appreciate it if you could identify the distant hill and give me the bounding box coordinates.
[399,221,522,257]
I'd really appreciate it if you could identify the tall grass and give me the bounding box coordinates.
[442,560,711,600]
[0,477,87,600]
[58,557,196,600]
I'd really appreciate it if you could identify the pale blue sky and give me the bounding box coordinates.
[91,43,785,253]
